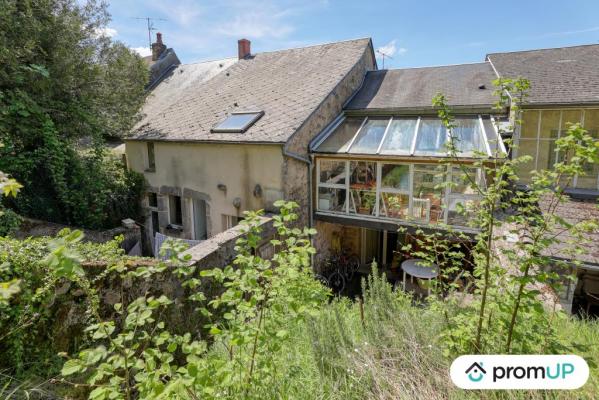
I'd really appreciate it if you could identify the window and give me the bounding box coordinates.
[169,195,183,226]
[211,111,264,133]
[379,164,410,219]
[447,166,482,227]
[316,118,364,153]
[516,109,599,190]
[146,142,155,171]
[315,158,485,229]
[222,214,244,230]
[317,159,348,213]
[412,164,446,223]
[148,192,158,208]
[193,199,208,240]
[349,161,377,216]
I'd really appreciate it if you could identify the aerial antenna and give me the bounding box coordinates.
[133,17,168,49]
[376,49,394,69]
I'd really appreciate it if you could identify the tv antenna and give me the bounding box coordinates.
[133,17,168,49]
[376,49,394,69]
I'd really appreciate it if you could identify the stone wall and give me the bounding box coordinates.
[15,217,141,253]
[184,215,276,270]
[282,44,376,227]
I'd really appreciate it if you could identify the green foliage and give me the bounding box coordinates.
[429,78,599,355]
[0,0,147,229]
[0,206,22,236]
[0,230,127,377]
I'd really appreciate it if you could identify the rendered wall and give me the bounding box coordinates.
[125,141,284,240]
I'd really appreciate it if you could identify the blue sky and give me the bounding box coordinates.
[103,0,599,68]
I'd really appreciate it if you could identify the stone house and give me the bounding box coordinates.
[126,36,598,314]
[125,35,376,247]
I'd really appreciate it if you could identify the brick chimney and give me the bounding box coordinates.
[151,32,167,61]
[238,38,251,60]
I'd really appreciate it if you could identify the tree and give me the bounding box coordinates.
[0,0,147,228]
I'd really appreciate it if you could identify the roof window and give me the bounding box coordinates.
[211,111,264,133]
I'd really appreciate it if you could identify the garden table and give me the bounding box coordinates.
[401,258,439,296]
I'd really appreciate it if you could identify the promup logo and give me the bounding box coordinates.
[465,362,486,382]
[451,355,589,390]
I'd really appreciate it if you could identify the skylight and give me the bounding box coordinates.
[211,111,264,133]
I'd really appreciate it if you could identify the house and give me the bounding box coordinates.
[486,45,599,313]
[125,36,599,313]
[125,35,376,249]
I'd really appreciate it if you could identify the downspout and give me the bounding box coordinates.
[282,146,314,266]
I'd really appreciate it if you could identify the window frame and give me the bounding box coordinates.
[211,111,265,133]
[146,142,156,172]
[316,158,484,228]
[168,195,183,227]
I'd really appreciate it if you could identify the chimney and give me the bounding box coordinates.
[238,38,251,60]
[151,32,167,61]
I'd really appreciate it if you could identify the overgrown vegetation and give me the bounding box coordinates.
[0,0,147,229]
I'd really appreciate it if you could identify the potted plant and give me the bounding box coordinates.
[358,192,376,215]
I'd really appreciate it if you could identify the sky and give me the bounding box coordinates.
[102,0,599,69]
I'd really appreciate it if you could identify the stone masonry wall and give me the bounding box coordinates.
[282,45,376,227]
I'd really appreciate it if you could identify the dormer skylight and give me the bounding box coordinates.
[211,111,264,133]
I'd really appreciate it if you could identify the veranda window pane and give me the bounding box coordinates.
[318,187,346,212]
[539,110,561,139]
[316,118,364,153]
[381,164,410,191]
[319,160,346,185]
[450,118,487,154]
[415,119,447,155]
[583,109,599,139]
[379,193,409,219]
[349,161,377,215]
[348,118,389,154]
[447,197,480,226]
[380,119,417,155]
[561,110,582,135]
[412,164,446,223]
[451,167,480,194]
[521,110,540,139]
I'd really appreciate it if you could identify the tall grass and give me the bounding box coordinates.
[258,269,599,400]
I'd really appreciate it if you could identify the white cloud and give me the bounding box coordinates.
[131,46,152,57]
[94,27,118,38]
[217,10,294,39]
[376,40,407,58]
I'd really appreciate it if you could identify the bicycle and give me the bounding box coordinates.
[316,250,361,294]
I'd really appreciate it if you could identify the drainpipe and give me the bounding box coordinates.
[282,147,315,266]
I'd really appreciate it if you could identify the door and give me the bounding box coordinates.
[193,199,207,240]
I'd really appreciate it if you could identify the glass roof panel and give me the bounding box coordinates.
[450,118,487,156]
[348,118,389,154]
[414,119,447,155]
[380,118,418,155]
[482,118,506,156]
[315,118,364,153]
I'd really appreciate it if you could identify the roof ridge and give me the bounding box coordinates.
[486,42,599,57]
[182,57,237,66]
[376,61,490,72]
[252,37,371,56]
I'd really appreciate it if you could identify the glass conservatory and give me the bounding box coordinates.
[312,115,505,230]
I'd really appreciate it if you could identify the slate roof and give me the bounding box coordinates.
[345,62,498,112]
[142,58,237,119]
[487,44,599,106]
[130,38,373,143]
